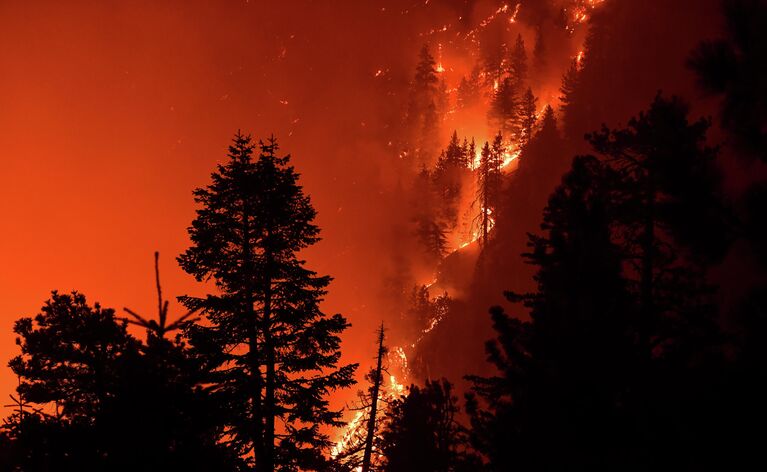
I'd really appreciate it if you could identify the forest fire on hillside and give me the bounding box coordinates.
[4,0,761,469]
[330,1,606,465]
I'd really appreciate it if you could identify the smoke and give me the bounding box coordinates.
[0,0,734,425]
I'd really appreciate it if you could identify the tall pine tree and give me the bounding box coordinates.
[178,132,357,471]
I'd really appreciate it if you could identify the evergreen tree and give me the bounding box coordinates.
[407,45,442,168]
[479,25,508,90]
[178,132,357,471]
[516,88,538,148]
[380,379,477,472]
[467,156,634,470]
[588,94,730,358]
[558,58,580,133]
[507,34,528,91]
[416,217,449,262]
[456,67,481,110]
[487,78,517,138]
[5,290,236,471]
[475,135,504,246]
[7,291,141,470]
[433,132,471,231]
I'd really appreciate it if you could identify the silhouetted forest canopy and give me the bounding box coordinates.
[2,0,767,471]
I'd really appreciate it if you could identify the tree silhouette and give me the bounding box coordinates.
[406,45,442,168]
[380,379,477,472]
[475,135,504,246]
[468,95,736,469]
[456,67,481,110]
[467,155,633,470]
[178,132,357,471]
[6,291,141,470]
[331,326,390,472]
[5,289,238,471]
[487,78,516,138]
[507,34,528,92]
[516,88,538,148]
[123,252,200,340]
[433,131,472,231]
[558,58,579,132]
[588,94,730,359]
[361,325,386,472]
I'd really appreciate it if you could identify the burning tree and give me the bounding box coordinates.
[332,325,395,472]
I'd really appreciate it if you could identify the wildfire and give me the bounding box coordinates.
[436,43,445,73]
[576,49,585,66]
[509,3,522,24]
[334,0,609,460]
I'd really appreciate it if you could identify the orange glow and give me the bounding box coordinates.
[0,0,609,455]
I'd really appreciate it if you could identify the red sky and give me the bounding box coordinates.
[0,0,733,422]
[0,0,442,407]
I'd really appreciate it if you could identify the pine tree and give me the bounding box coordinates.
[475,135,504,246]
[467,156,633,470]
[587,94,729,359]
[559,58,580,129]
[405,45,442,168]
[508,34,528,91]
[416,217,449,262]
[178,132,357,471]
[479,27,508,90]
[380,379,478,472]
[414,44,439,95]
[434,132,471,230]
[488,78,517,138]
[456,67,481,109]
[516,88,538,147]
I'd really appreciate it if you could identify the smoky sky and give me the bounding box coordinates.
[0,0,731,413]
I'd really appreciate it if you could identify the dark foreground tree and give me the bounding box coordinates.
[468,96,736,470]
[467,156,634,470]
[178,132,357,471]
[380,378,478,472]
[5,291,236,471]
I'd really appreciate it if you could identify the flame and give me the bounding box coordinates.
[509,3,522,23]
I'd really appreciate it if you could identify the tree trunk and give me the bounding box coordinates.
[263,247,276,472]
[639,189,656,359]
[361,325,386,472]
[243,213,264,471]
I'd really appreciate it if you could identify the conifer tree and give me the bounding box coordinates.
[516,88,538,148]
[456,67,481,109]
[587,94,729,358]
[479,27,508,90]
[467,156,632,471]
[475,135,504,246]
[407,45,441,167]
[434,132,471,230]
[488,78,517,138]
[380,379,477,472]
[559,58,580,130]
[508,34,528,91]
[178,132,357,471]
